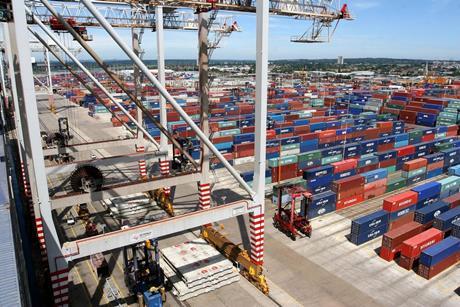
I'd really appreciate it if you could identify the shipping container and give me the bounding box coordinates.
[382,221,424,249]
[383,191,418,212]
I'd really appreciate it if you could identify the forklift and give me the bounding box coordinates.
[273,184,312,240]
[123,239,165,307]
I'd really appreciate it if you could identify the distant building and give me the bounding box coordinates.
[337,56,344,65]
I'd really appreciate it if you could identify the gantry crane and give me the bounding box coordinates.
[2,1,352,305]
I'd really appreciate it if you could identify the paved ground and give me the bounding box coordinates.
[38,93,460,306]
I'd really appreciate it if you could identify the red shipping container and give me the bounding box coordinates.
[337,186,364,201]
[383,191,418,212]
[318,130,336,139]
[336,194,364,211]
[331,159,358,174]
[381,221,424,249]
[278,132,294,139]
[418,251,460,280]
[364,186,386,200]
[241,126,255,133]
[357,164,379,174]
[267,130,276,139]
[294,125,310,134]
[299,132,319,141]
[421,134,435,142]
[447,125,458,133]
[378,143,394,152]
[388,212,415,231]
[443,192,460,208]
[376,122,393,130]
[319,136,336,145]
[402,158,428,171]
[365,128,381,140]
[213,136,234,144]
[382,107,400,115]
[427,161,444,172]
[380,246,398,262]
[399,110,417,123]
[400,228,444,259]
[365,179,388,192]
[379,158,397,168]
[396,145,416,157]
[271,163,298,182]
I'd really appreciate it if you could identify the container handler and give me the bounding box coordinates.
[123,239,165,306]
[273,185,312,240]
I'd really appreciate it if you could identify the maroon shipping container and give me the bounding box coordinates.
[388,212,415,231]
[271,163,298,182]
[357,164,379,174]
[294,125,310,134]
[332,175,365,192]
[380,158,397,168]
[382,107,400,115]
[241,126,255,133]
[382,221,424,249]
[364,128,381,140]
[443,192,460,209]
[418,251,460,280]
[400,110,417,123]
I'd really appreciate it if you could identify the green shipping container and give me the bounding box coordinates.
[387,104,405,110]
[321,154,342,165]
[402,167,426,179]
[386,177,407,193]
[385,165,397,174]
[298,150,322,162]
[409,130,423,138]
[435,143,453,151]
[281,143,300,151]
[218,121,237,128]
[268,155,298,168]
[435,132,447,138]
[437,176,460,192]
[217,128,241,137]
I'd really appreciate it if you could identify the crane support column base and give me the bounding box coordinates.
[198,182,211,210]
[249,209,265,266]
[49,266,70,307]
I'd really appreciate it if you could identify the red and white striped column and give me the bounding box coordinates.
[198,182,211,210]
[136,145,147,179]
[249,211,265,266]
[35,217,48,264]
[159,159,170,197]
[50,268,69,307]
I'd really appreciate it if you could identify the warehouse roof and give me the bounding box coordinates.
[0,136,22,306]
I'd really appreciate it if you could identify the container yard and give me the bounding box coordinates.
[1,1,460,307]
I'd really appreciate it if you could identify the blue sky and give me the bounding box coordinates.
[48,0,460,61]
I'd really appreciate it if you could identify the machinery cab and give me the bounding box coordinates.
[272,183,312,240]
[123,239,166,304]
[49,16,93,41]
